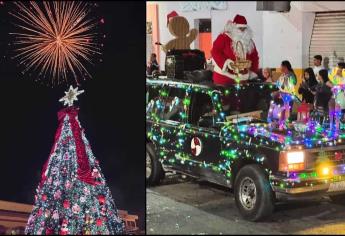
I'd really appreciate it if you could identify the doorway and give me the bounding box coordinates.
[195,19,212,60]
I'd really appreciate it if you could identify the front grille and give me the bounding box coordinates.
[305,146,345,169]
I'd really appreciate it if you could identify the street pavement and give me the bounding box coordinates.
[147,174,345,234]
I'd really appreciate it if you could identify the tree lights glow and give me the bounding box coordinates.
[26,106,124,234]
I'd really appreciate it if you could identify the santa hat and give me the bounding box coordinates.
[167,11,178,26]
[233,14,247,28]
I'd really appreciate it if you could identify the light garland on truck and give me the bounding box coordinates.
[147,79,345,190]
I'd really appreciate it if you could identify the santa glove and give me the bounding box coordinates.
[223,59,235,72]
[250,71,258,78]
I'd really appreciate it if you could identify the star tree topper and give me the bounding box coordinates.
[59,85,84,107]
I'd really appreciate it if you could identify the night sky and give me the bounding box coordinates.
[0,1,145,230]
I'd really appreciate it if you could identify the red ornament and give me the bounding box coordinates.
[37,209,43,216]
[96,218,102,226]
[335,152,343,161]
[63,200,70,209]
[42,194,47,201]
[46,228,54,235]
[98,195,106,205]
[100,18,105,24]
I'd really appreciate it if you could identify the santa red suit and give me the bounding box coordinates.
[211,14,259,86]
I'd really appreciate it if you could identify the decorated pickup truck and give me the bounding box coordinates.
[146,77,345,221]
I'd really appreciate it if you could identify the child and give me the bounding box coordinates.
[298,67,318,104]
[329,63,345,126]
[147,53,160,75]
[312,69,332,121]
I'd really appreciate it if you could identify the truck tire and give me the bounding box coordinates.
[146,143,165,186]
[234,164,274,221]
[329,193,345,204]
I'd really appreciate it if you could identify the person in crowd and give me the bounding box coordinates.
[206,57,214,71]
[298,67,318,104]
[312,69,333,112]
[330,62,345,85]
[262,67,272,82]
[147,53,160,75]
[277,60,297,93]
[313,55,324,77]
[328,62,345,123]
[271,61,297,124]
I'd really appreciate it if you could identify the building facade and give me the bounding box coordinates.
[0,200,141,235]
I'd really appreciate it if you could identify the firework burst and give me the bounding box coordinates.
[9,1,102,86]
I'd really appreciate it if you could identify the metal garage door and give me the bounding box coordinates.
[309,11,345,69]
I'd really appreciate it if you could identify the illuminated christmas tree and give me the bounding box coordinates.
[25,86,124,235]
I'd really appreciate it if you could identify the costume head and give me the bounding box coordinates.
[224,14,254,54]
[167,11,178,27]
[167,11,190,38]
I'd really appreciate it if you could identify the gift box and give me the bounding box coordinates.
[297,102,312,123]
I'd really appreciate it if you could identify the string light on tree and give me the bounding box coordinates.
[26,90,124,235]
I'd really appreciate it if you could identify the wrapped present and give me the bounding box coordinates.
[297,102,311,123]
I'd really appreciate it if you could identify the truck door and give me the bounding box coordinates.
[184,91,222,168]
[158,86,190,163]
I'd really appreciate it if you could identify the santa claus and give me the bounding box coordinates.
[211,14,259,86]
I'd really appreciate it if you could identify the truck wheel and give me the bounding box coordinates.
[329,194,345,204]
[234,164,274,221]
[146,143,165,186]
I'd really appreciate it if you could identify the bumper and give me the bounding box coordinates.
[271,164,345,195]
[272,183,330,194]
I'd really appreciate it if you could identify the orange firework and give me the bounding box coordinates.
[10,1,101,86]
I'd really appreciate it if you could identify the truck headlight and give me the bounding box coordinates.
[287,151,304,164]
[279,151,305,171]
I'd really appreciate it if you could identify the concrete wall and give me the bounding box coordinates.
[301,11,315,68]
[292,1,345,12]
[262,4,315,69]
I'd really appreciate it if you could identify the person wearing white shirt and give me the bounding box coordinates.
[313,55,324,76]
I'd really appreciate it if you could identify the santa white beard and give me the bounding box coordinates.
[224,22,254,56]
